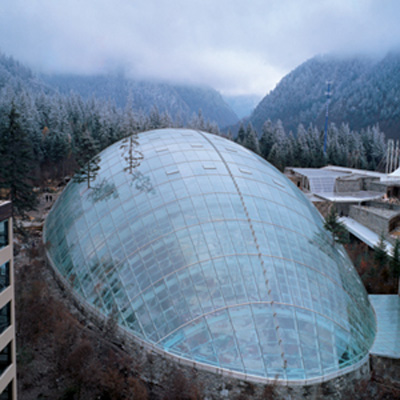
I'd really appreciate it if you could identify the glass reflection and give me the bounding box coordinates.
[44,129,376,382]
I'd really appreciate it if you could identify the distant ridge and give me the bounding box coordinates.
[0,50,239,129]
[249,52,400,139]
[41,73,239,128]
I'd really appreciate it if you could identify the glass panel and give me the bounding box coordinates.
[0,303,10,334]
[0,342,11,375]
[0,380,13,400]
[43,129,377,382]
[0,220,8,249]
[0,263,9,292]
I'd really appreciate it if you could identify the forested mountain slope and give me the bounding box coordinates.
[0,51,230,215]
[0,50,390,216]
[42,73,239,128]
[0,53,52,94]
[250,52,400,139]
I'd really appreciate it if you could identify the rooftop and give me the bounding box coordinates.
[290,168,346,193]
[322,166,387,180]
[339,216,394,253]
[315,191,383,203]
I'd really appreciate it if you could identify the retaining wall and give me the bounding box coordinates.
[349,206,390,236]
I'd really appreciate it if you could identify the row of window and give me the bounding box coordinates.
[0,215,13,399]
[0,296,13,399]
[0,341,12,400]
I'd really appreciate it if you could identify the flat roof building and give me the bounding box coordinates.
[285,166,384,203]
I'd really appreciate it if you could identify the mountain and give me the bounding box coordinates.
[41,73,239,128]
[249,52,400,139]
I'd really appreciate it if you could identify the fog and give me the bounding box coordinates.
[1,0,399,96]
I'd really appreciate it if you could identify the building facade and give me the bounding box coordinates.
[0,202,16,400]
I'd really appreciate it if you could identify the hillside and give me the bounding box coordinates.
[41,73,239,128]
[0,53,51,94]
[249,52,400,139]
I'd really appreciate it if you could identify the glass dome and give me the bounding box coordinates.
[44,128,376,382]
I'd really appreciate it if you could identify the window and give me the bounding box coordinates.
[0,380,12,400]
[0,343,11,376]
[0,220,8,249]
[0,263,9,293]
[0,303,10,335]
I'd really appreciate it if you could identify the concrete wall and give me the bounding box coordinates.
[365,201,400,212]
[336,178,363,193]
[336,177,384,193]
[349,206,389,236]
[365,181,387,193]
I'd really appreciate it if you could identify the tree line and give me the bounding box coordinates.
[235,119,386,171]
[0,84,218,217]
[0,73,388,219]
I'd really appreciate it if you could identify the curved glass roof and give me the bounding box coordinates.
[44,128,376,382]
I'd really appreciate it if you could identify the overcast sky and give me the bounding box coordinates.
[1,0,399,97]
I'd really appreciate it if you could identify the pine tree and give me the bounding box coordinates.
[49,131,71,178]
[121,101,140,139]
[120,134,143,176]
[16,90,43,163]
[259,120,275,160]
[263,120,289,169]
[295,124,311,167]
[308,125,327,167]
[323,207,349,246]
[374,231,388,268]
[160,111,173,128]
[189,109,206,130]
[205,121,220,135]
[73,130,101,189]
[242,123,260,154]
[389,238,400,291]
[285,132,296,166]
[235,123,246,145]
[268,143,284,171]
[148,105,162,130]
[0,101,37,217]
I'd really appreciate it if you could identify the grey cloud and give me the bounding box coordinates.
[1,0,400,96]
